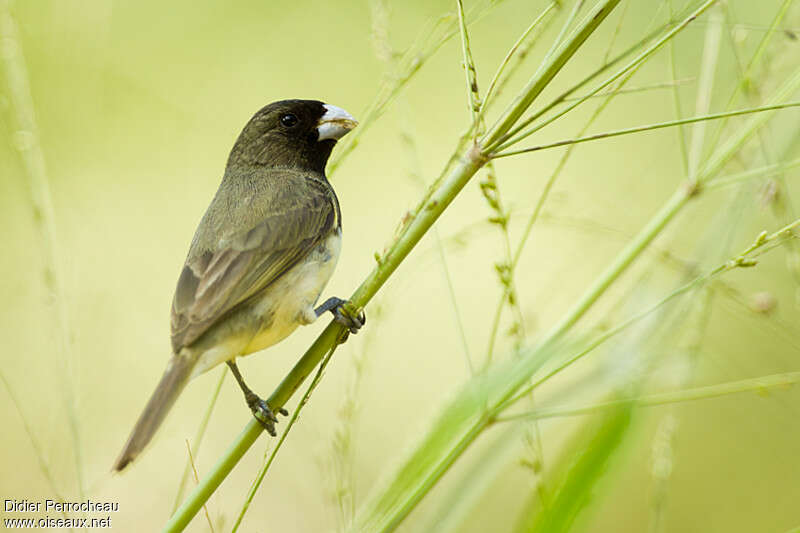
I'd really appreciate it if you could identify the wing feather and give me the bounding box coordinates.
[170,173,336,352]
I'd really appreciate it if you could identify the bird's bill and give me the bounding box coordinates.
[317,104,357,141]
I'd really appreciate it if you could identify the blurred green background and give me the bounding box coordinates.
[1,0,799,531]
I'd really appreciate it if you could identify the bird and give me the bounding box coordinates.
[113,99,364,472]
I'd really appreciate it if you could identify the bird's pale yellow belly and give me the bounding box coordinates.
[190,230,342,377]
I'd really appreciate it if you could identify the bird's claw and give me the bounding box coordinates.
[246,394,287,436]
[314,297,366,343]
[333,302,366,336]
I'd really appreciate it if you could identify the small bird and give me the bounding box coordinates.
[113,99,364,472]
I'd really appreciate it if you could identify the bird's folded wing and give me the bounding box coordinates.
[169,178,335,352]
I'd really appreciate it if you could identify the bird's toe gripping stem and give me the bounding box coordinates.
[245,391,288,436]
[314,297,366,341]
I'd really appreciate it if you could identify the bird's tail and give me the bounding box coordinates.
[112,352,195,472]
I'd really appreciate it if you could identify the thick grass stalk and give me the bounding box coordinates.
[165,1,623,529]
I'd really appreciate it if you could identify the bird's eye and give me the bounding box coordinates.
[280,113,298,127]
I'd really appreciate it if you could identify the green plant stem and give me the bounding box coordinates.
[686,5,723,179]
[496,371,800,422]
[481,162,526,365]
[705,159,800,190]
[434,229,474,374]
[667,0,689,172]
[496,21,672,148]
[456,0,480,130]
[183,440,215,533]
[492,101,800,158]
[563,77,695,102]
[706,0,794,153]
[699,66,800,182]
[490,0,718,153]
[543,0,586,65]
[480,2,559,117]
[482,0,622,149]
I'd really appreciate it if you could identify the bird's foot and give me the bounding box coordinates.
[245,392,288,436]
[315,297,366,339]
[333,302,366,335]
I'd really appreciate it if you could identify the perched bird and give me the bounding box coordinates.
[113,99,364,472]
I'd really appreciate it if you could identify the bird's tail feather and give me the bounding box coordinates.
[113,352,195,472]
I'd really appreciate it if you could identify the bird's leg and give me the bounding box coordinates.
[226,360,288,436]
[315,297,366,335]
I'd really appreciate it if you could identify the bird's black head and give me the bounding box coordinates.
[227,99,357,174]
